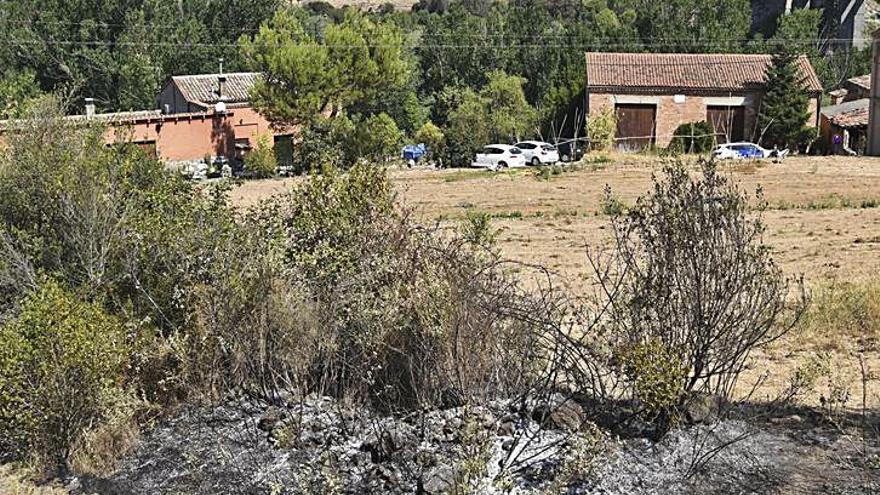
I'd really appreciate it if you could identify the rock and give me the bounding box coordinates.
[501,438,515,451]
[499,420,516,436]
[683,393,721,425]
[360,431,399,463]
[423,465,457,494]
[257,406,283,432]
[532,396,584,432]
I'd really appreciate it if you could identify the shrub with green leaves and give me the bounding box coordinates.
[245,132,277,178]
[0,279,130,473]
[619,338,686,423]
[587,108,617,151]
[413,121,446,161]
[295,114,358,172]
[597,161,806,419]
[355,112,403,163]
[255,163,546,410]
[668,121,714,154]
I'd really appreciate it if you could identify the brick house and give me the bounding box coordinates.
[1,72,295,167]
[585,52,823,150]
[157,72,261,114]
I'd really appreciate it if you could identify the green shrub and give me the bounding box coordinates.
[668,121,714,154]
[295,114,358,172]
[0,280,130,473]
[413,121,446,161]
[587,108,617,151]
[600,186,626,215]
[245,132,277,178]
[599,161,806,411]
[619,338,686,423]
[356,112,403,163]
[460,209,499,247]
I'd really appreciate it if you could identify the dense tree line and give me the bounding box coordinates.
[0,0,872,161]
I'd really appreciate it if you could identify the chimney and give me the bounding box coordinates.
[217,75,227,101]
[84,98,95,117]
[216,57,226,100]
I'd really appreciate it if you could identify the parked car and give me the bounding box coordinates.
[712,142,789,161]
[471,144,527,170]
[555,139,586,163]
[514,141,560,166]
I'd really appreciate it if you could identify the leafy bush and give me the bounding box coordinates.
[295,114,357,172]
[619,338,686,423]
[255,163,547,410]
[668,121,714,154]
[459,209,499,247]
[414,121,446,161]
[245,132,277,178]
[587,108,616,151]
[0,279,130,473]
[355,112,403,163]
[0,100,256,404]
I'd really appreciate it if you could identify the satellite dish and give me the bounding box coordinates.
[215,101,227,114]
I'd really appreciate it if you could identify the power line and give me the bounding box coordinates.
[0,16,871,42]
[0,39,857,50]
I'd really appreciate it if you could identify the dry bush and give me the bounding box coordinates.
[246,163,555,410]
[559,161,807,429]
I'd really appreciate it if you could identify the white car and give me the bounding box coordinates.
[711,142,789,161]
[471,144,527,170]
[514,141,560,166]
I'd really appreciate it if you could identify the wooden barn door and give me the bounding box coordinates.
[614,104,656,151]
[707,106,745,143]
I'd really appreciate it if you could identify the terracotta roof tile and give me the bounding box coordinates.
[823,98,869,129]
[586,53,822,93]
[847,74,871,91]
[169,72,261,105]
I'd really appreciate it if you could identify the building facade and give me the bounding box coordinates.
[0,72,295,167]
[585,52,823,150]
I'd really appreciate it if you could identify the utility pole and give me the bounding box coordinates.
[866,28,880,155]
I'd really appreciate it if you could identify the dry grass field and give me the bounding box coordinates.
[232,154,880,408]
[233,155,880,285]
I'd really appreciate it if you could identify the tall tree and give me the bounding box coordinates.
[0,0,279,112]
[757,51,812,149]
[240,10,410,127]
[611,0,751,52]
[444,70,537,165]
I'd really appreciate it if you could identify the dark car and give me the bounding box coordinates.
[555,139,586,162]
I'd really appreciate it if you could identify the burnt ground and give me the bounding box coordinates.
[70,396,880,495]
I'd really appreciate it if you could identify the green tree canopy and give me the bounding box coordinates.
[444,71,537,165]
[757,51,812,149]
[611,0,751,52]
[356,113,403,163]
[241,10,410,126]
[0,70,43,119]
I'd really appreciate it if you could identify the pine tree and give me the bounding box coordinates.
[757,51,812,149]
